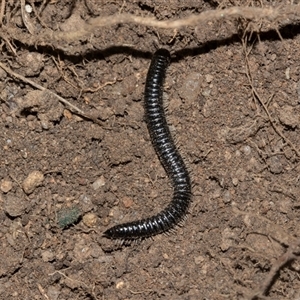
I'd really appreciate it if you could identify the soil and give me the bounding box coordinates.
[1,1,300,299]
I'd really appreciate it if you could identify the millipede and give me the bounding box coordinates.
[103,49,192,239]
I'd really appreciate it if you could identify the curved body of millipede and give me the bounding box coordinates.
[103,49,192,239]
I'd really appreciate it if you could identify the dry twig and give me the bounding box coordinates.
[0,0,5,26]
[55,5,291,44]
[0,61,103,125]
[20,0,35,34]
[241,35,300,157]
[3,4,300,46]
[240,29,300,299]
[253,244,300,298]
[233,207,300,298]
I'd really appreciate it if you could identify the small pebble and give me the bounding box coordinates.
[63,109,72,120]
[41,250,55,262]
[163,253,169,259]
[285,67,290,80]
[194,255,205,265]
[25,4,33,13]
[23,53,44,76]
[223,190,231,204]
[82,213,98,227]
[221,228,235,251]
[178,72,202,105]
[22,170,44,194]
[47,286,61,300]
[224,150,232,161]
[232,178,238,186]
[0,179,13,193]
[4,195,27,217]
[92,176,106,190]
[116,280,125,289]
[243,145,251,155]
[278,105,299,128]
[122,196,133,208]
[270,54,277,61]
[205,74,213,83]
[96,106,114,121]
[268,156,283,174]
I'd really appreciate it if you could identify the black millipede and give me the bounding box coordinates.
[103,49,192,239]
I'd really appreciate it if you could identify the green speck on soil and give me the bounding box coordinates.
[57,206,81,228]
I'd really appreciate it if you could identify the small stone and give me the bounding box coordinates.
[279,199,291,214]
[178,72,203,105]
[60,13,85,32]
[16,90,64,129]
[278,105,299,128]
[122,196,133,208]
[22,170,44,194]
[202,98,213,117]
[224,150,232,161]
[194,255,205,265]
[0,179,13,193]
[235,168,246,182]
[4,195,27,217]
[82,213,98,227]
[221,228,235,251]
[205,74,213,83]
[22,52,44,76]
[92,176,106,190]
[223,190,231,204]
[95,106,114,121]
[41,250,55,262]
[25,4,32,13]
[270,54,276,61]
[47,286,61,300]
[63,109,72,120]
[163,253,169,259]
[268,156,283,174]
[285,67,290,80]
[243,145,251,155]
[64,277,80,290]
[116,280,125,289]
[232,178,238,186]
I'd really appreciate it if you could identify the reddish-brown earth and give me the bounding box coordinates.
[0,1,300,299]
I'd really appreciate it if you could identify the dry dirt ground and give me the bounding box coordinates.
[1,1,300,299]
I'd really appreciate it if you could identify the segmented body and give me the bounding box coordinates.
[103,49,191,239]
